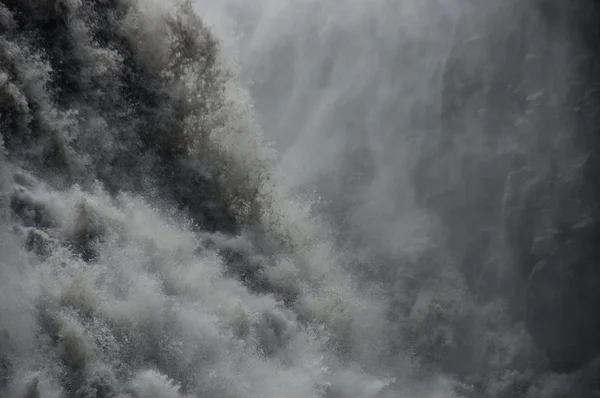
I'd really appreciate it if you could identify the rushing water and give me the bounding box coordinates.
[1,0,599,397]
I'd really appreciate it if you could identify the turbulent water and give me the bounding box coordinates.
[0,0,599,397]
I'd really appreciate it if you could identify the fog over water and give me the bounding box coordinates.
[1,0,599,397]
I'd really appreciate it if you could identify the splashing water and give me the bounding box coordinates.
[0,0,452,396]
[1,0,600,397]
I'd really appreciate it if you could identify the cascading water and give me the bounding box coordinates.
[0,0,599,397]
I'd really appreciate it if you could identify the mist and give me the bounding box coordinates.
[195,0,600,396]
[1,0,599,397]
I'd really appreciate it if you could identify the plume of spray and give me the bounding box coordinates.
[0,0,477,396]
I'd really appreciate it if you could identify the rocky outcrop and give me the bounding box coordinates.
[417,0,600,382]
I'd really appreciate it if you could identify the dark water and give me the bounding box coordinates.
[0,0,599,397]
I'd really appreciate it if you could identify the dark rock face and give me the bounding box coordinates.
[417,0,600,377]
